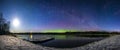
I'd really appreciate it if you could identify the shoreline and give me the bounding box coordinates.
[0,35,120,50]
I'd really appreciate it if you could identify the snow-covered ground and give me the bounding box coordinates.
[0,35,120,50]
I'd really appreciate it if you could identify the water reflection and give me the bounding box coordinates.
[17,34,105,40]
[17,34,105,48]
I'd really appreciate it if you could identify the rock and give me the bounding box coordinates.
[0,35,45,50]
[75,35,120,50]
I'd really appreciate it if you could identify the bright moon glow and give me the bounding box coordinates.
[12,18,20,27]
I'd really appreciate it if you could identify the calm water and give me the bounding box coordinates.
[18,34,104,48]
[41,38,103,48]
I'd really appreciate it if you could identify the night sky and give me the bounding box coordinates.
[0,0,120,32]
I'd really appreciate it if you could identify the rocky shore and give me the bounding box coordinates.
[0,35,120,50]
[0,35,45,50]
[75,35,120,50]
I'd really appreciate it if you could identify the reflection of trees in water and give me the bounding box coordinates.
[53,35,66,39]
[0,13,10,35]
[53,34,78,39]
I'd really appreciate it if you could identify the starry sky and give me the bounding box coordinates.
[0,0,120,32]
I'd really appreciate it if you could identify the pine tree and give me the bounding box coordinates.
[0,13,10,35]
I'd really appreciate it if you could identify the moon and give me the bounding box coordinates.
[12,18,20,27]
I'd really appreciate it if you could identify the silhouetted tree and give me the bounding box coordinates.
[0,13,10,35]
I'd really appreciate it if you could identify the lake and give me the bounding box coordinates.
[17,34,105,48]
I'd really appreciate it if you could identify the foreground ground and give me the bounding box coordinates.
[0,35,120,50]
